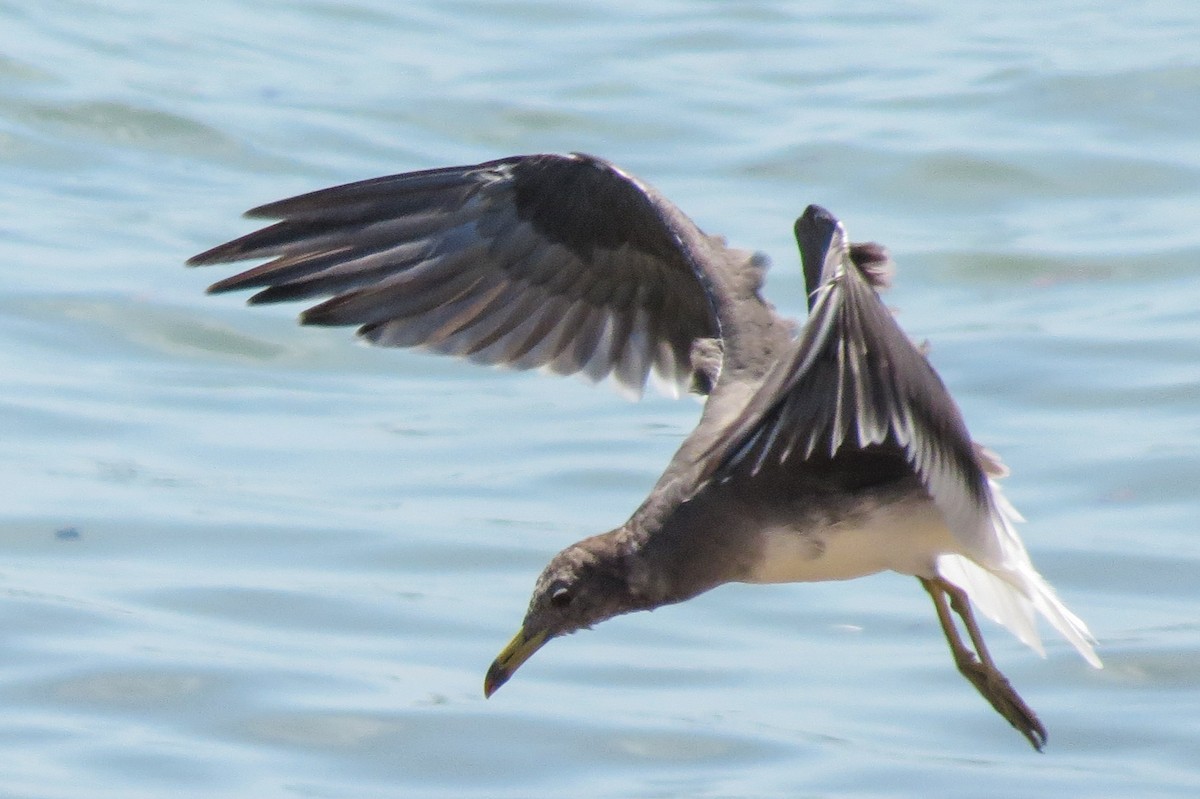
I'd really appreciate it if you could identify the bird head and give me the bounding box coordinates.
[484,535,636,697]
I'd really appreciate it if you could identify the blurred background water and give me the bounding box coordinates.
[2,1,1199,796]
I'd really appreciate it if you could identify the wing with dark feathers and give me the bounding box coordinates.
[188,153,721,395]
[703,205,1001,562]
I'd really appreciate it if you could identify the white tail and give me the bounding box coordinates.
[936,477,1101,669]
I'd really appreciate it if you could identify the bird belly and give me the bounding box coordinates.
[744,497,957,584]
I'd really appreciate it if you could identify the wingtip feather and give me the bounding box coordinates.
[848,241,893,291]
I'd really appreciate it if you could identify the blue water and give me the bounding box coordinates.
[3,1,1200,796]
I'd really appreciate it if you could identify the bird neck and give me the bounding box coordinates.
[614,520,731,610]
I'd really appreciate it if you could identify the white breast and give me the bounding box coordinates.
[744,496,958,584]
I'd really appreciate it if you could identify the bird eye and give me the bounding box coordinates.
[550,586,572,608]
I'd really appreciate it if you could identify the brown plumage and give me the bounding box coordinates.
[190,153,1099,751]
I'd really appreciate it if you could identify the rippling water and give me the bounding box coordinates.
[3,1,1200,797]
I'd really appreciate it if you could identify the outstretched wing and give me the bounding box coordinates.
[189,153,724,395]
[704,205,1000,563]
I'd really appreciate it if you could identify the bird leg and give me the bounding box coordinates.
[918,576,1047,751]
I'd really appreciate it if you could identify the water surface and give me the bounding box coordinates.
[2,1,1200,797]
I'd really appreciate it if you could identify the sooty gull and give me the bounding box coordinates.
[188,152,1100,750]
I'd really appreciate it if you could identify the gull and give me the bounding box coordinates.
[188,152,1100,750]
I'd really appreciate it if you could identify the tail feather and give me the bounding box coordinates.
[936,479,1102,669]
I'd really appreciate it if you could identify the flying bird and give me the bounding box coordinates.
[189,152,1100,750]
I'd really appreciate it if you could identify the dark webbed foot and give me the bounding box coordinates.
[948,642,1047,750]
[920,576,1047,751]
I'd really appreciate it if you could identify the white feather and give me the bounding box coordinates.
[936,478,1102,669]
